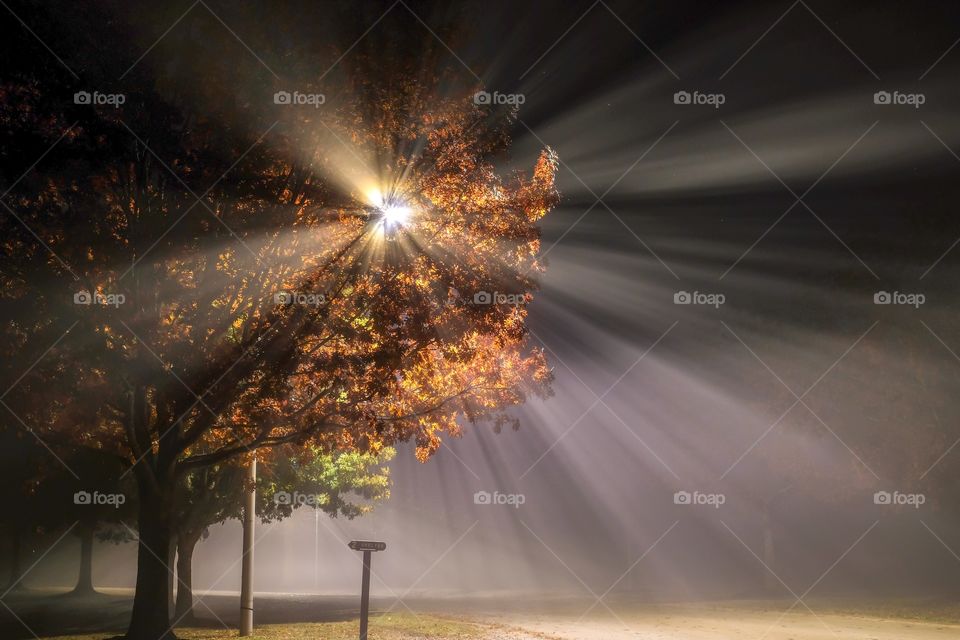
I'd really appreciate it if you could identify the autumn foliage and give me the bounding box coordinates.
[0,5,558,633]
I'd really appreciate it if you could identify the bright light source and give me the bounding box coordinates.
[381,204,410,228]
[366,187,412,233]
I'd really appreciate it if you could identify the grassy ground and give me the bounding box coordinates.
[28,597,960,640]
[804,598,960,624]
[44,614,490,640]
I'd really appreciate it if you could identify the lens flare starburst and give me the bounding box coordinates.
[381,203,411,229]
[367,188,413,234]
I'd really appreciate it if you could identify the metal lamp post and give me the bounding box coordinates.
[239,455,256,636]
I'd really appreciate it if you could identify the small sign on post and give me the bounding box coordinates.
[348,540,386,640]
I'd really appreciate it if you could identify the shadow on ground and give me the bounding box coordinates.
[7,589,960,640]
[0,590,368,639]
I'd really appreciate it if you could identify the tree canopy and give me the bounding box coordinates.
[1,3,558,637]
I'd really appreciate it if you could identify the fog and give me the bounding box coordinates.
[5,2,960,639]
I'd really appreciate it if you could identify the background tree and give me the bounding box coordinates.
[0,434,50,593]
[0,435,136,596]
[735,359,873,591]
[54,450,137,597]
[173,445,393,622]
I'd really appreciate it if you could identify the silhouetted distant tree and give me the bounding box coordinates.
[172,445,392,621]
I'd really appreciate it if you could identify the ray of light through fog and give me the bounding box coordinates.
[8,1,960,629]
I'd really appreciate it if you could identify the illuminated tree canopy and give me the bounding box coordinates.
[0,8,558,635]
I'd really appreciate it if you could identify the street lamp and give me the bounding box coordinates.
[366,188,412,237]
[380,203,410,230]
[239,455,256,636]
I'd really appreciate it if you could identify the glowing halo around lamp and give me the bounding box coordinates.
[366,188,412,232]
[380,203,411,228]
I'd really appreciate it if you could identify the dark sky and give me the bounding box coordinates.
[373,0,960,597]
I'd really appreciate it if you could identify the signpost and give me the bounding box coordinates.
[348,540,386,640]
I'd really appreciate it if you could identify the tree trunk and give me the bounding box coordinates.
[6,529,24,592]
[126,488,177,640]
[71,524,96,596]
[167,535,177,618]
[761,509,777,592]
[173,533,200,623]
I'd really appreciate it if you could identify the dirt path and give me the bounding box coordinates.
[488,605,960,640]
